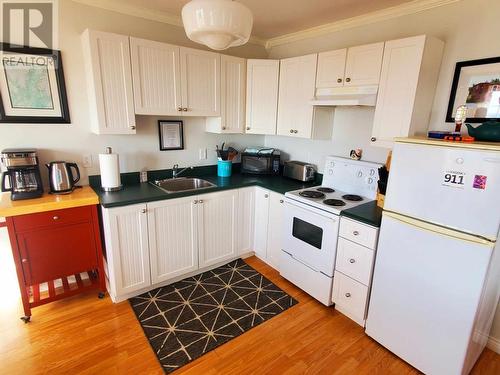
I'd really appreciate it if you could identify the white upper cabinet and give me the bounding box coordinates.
[371,35,444,148]
[277,54,318,138]
[316,48,347,88]
[147,197,198,284]
[180,47,221,117]
[246,59,280,135]
[130,37,182,116]
[82,30,136,134]
[206,55,246,133]
[344,42,384,86]
[198,190,238,268]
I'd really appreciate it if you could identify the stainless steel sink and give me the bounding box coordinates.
[151,177,216,193]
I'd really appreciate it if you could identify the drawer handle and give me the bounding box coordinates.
[349,258,356,264]
[345,292,351,298]
[279,199,284,203]
[53,216,59,220]
[264,194,269,198]
[353,231,359,236]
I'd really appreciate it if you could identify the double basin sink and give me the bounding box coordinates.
[151,177,216,194]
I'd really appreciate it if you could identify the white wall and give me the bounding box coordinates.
[266,0,500,169]
[0,0,268,185]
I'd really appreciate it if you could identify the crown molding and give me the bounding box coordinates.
[71,0,267,46]
[72,0,460,50]
[264,0,461,49]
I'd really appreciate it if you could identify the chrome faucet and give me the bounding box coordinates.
[172,164,193,178]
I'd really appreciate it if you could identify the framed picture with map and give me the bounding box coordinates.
[0,43,70,123]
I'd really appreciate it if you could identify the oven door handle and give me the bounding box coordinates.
[282,249,322,274]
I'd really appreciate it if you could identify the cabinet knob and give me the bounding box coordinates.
[345,292,351,298]
[182,107,188,112]
[141,208,147,213]
[349,258,356,264]
[53,216,59,220]
[345,78,351,83]
[193,200,198,204]
[337,78,342,83]
[371,137,376,142]
[293,130,298,134]
[130,126,136,130]
[353,231,359,236]
[246,127,251,131]
[198,199,204,204]
[290,129,294,133]
[264,194,269,198]
[222,126,226,130]
[22,258,28,263]
[279,199,284,203]
[177,107,183,112]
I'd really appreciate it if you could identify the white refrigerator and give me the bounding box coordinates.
[365,139,500,375]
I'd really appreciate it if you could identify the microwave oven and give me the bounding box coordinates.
[241,149,280,175]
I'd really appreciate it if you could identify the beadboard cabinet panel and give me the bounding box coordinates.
[316,48,347,88]
[344,42,384,87]
[130,37,182,116]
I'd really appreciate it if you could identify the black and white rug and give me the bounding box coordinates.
[129,259,297,373]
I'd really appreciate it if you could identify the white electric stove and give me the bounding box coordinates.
[280,156,382,305]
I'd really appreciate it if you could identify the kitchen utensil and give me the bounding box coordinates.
[46,161,81,194]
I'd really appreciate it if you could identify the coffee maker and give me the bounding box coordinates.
[1,149,44,200]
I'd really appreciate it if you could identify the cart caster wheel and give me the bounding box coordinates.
[98,292,105,299]
[20,316,31,323]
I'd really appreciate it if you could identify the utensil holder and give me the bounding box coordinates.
[217,160,232,177]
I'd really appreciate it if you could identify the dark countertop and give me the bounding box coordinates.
[89,165,382,227]
[342,201,383,227]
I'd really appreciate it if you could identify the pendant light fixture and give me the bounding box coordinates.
[181,0,253,51]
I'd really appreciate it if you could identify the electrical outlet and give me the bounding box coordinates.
[82,154,92,168]
[199,148,207,160]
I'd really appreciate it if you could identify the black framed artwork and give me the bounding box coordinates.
[0,43,70,123]
[158,120,184,151]
[446,56,500,123]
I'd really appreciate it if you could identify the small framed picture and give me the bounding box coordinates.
[158,120,184,151]
[0,43,70,123]
[446,56,500,123]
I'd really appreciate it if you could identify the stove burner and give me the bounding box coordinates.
[323,199,346,207]
[299,190,325,199]
[316,187,335,193]
[342,194,363,202]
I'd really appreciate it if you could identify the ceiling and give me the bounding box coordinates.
[115,0,415,39]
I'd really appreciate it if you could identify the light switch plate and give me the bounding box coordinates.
[199,148,207,160]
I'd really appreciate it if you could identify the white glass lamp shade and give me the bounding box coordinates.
[182,0,253,50]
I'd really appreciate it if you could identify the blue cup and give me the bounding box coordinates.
[217,160,232,177]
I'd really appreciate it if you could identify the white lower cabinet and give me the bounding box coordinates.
[237,187,255,254]
[332,217,379,326]
[253,187,285,270]
[147,197,198,284]
[198,190,238,268]
[101,203,150,299]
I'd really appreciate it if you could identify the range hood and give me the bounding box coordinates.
[311,85,378,107]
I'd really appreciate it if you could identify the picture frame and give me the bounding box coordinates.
[0,43,70,123]
[446,56,500,123]
[158,120,184,151]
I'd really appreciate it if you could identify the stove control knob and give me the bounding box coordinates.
[330,161,335,167]
[367,177,374,184]
[370,169,376,176]
[357,171,363,178]
[328,169,333,175]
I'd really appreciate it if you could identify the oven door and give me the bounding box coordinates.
[283,200,339,276]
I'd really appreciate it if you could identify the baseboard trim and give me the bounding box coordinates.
[487,336,500,354]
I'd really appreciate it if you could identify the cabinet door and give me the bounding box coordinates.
[16,222,98,285]
[253,187,270,260]
[316,49,347,88]
[130,37,182,116]
[82,30,136,134]
[371,37,425,147]
[237,187,255,254]
[344,42,384,86]
[180,47,220,116]
[102,204,150,296]
[246,59,279,135]
[277,54,317,138]
[266,192,285,270]
[147,197,198,284]
[198,190,238,268]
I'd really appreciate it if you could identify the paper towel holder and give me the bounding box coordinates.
[100,147,123,192]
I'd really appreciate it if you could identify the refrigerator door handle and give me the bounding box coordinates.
[383,211,495,247]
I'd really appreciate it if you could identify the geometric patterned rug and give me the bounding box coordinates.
[129,259,297,373]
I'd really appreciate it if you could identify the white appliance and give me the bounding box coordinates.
[281,156,382,305]
[310,85,379,107]
[365,138,500,375]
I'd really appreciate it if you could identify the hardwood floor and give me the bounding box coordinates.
[0,256,498,374]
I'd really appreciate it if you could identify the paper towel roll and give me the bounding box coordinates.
[99,150,122,191]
